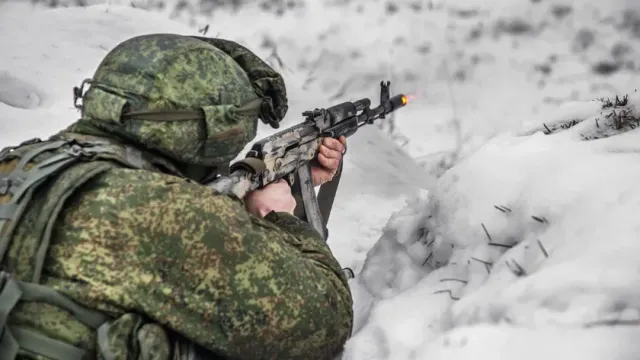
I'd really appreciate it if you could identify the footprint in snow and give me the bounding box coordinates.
[0,71,42,109]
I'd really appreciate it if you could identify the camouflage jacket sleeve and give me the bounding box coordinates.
[46,168,353,360]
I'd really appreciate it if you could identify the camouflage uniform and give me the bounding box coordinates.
[0,34,353,360]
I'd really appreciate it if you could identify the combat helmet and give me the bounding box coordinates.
[71,34,288,172]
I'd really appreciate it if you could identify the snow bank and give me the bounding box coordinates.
[344,93,640,359]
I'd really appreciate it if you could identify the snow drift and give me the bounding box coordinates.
[344,93,640,359]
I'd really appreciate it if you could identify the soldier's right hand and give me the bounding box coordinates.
[244,179,296,218]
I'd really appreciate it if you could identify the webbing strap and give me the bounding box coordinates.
[0,204,18,221]
[96,322,114,360]
[120,97,263,122]
[0,138,43,162]
[32,162,114,284]
[14,326,87,360]
[122,109,204,121]
[0,141,117,266]
[0,273,100,360]
[0,142,78,265]
[316,161,343,231]
[0,146,17,161]
[0,272,110,359]
[0,275,21,328]
[0,320,19,359]
[7,152,78,202]
[19,281,109,328]
[315,161,355,280]
[15,140,67,167]
[0,188,34,264]
[0,187,36,268]
[0,140,136,359]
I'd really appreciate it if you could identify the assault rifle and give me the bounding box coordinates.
[207,81,409,242]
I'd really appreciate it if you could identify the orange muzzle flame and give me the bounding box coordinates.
[400,94,417,105]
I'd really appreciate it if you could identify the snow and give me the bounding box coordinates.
[2,0,640,359]
[0,2,195,146]
[345,96,640,358]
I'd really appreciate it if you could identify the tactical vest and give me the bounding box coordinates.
[0,134,188,360]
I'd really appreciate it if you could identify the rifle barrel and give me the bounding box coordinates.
[388,94,408,112]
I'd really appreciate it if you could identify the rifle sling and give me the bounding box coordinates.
[316,161,355,280]
[317,161,343,234]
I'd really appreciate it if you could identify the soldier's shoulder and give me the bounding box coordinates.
[70,167,250,228]
[93,168,188,188]
[78,168,206,204]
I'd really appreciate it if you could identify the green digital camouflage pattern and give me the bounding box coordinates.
[190,36,289,128]
[69,34,288,168]
[44,168,352,359]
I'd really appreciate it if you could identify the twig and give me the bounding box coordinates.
[537,239,549,258]
[481,223,492,242]
[440,278,468,284]
[506,259,527,276]
[471,257,492,273]
[198,24,209,35]
[532,215,548,223]
[433,289,460,300]
[615,94,629,107]
[489,242,513,249]
[422,252,433,267]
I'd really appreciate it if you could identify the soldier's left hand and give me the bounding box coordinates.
[311,136,347,186]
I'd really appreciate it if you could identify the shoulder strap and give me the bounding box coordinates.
[0,140,76,265]
[0,140,117,359]
[0,271,109,360]
[316,161,343,232]
[0,140,120,264]
[294,160,355,280]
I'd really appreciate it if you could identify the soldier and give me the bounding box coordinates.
[0,34,353,360]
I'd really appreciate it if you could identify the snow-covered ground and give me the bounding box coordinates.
[2,0,640,358]
[346,94,640,359]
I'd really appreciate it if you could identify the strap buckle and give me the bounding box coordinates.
[72,78,93,110]
[0,177,23,197]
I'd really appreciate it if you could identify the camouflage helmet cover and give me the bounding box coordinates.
[79,33,288,167]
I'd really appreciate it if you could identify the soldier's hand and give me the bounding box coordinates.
[245,179,296,218]
[311,136,347,186]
